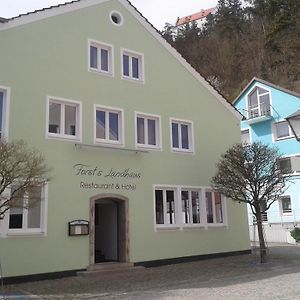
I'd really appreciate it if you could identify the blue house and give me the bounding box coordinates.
[234,78,300,243]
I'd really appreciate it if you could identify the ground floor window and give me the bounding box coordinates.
[1,183,48,236]
[154,185,226,229]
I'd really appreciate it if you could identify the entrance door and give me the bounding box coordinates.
[90,195,129,265]
[94,200,119,263]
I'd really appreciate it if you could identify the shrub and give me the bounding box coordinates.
[290,227,300,242]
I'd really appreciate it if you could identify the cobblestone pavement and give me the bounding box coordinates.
[1,244,300,299]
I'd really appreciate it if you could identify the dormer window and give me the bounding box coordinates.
[248,87,271,119]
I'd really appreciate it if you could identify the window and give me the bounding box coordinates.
[155,188,176,225]
[280,196,292,214]
[47,97,81,140]
[274,121,292,140]
[241,129,250,144]
[95,106,123,145]
[205,191,224,224]
[171,119,194,153]
[248,86,271,119]
[0,87,9,140]
[110,11,123,26]
[136,113,161,149]
[181,190,201,225]
[154,186,226,229]
[6,184,47,235]
[122,49,144,82]
[278,158,292,174]
[89,40,113,76]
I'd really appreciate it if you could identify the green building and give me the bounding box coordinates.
[0,0,250,281]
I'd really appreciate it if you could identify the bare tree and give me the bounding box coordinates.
[0,140,50,220]
[212,142,290,263]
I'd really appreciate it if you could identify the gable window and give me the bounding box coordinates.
[248,86,271,119]
[181,189,201,225]
[171,119,194,153]
[0,88,9,140]
[6,184,47,235]
[280,196,292,215]
[47,97,81,140]
[205,191,224,224]
[122,49,144,82]
[241,129,250,144]
[155,188,176,225]
[274,121,292,140]
[136,113,161,149]
[89,40,113,76]
[95,105,123,145]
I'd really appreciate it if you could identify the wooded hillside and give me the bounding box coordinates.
[162,0,300,101]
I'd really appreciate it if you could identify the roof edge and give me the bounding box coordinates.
[233,77,300,104]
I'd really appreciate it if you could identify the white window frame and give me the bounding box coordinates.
[121,48,144,83]
[88,39,114,76]
[205,189,227,227]
[273,121,293,141]
[241,128,251,144]
[246,84,272,119]
[94,104,124,146]
[279,195,292,216]
[0,183,48,237]
[153,186,179,230]
[46,96,82,142]
[0,86,10,140]
[170,118,194,154]
[181,188,205,228]
[135,112,162,150]
[153,185,227,231]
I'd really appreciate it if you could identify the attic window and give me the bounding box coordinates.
[110,11,123,26]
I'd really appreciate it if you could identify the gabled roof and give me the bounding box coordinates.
[233,77,300,104]
[176,7,216,26]
[0,0,241,120]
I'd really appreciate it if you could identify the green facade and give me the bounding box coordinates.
[0,0,250,278]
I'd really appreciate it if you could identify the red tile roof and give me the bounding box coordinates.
[176,7,215,26]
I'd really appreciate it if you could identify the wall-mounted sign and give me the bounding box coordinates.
[68,220,89,236]
[73,164,142,192]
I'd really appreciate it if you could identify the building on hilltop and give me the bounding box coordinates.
[0,0,249,283]
[176,7,216,29]
[234,77,300,244]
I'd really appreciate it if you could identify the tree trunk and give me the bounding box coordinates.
[255,207,267,263]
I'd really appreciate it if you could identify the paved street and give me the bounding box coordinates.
[2,244,300,299]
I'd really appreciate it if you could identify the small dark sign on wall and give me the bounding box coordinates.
[68,220,89,236]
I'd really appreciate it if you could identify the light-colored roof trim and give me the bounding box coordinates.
[0,0,110,31]
[233,77,300,104]
[0,0,241,120]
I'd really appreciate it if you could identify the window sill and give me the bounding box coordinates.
[182,225,206,230]
[155,225,181,231]
[136,144,161,151]
[171,148,194,155]
[121,76,144,84]
[275,136,293,142]
[47,134,81,142]
[5,231,46,237]
[88,68,113,78]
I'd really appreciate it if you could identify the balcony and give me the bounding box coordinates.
[245,103,273,125]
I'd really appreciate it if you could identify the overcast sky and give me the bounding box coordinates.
[0,0,218,29]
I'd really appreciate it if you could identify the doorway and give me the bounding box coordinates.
[90,194,129,265]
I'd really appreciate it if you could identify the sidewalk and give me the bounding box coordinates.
[1,244,300,299]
